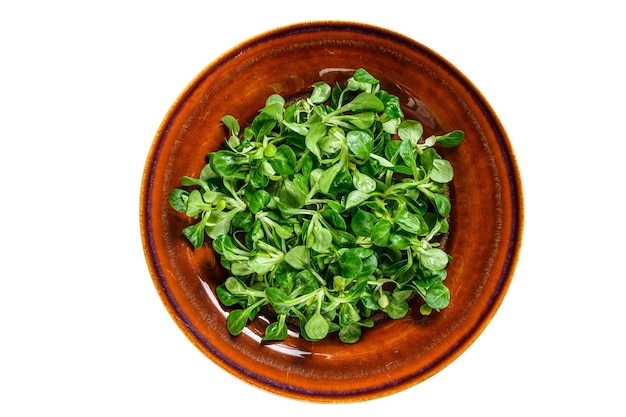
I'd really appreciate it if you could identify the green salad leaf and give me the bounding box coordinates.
[169,68,464,343]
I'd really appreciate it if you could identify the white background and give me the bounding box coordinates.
[2,1,624,415]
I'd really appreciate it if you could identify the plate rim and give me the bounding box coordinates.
[139,20,524,403]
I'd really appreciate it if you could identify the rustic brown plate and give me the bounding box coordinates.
[140,21,523,402]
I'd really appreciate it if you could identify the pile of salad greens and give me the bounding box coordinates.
[169,68,464,343]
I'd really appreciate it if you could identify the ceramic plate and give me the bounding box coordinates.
[140,21,523,402]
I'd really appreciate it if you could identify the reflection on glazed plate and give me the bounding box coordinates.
[140,21,523,403]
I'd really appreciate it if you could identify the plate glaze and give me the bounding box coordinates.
[140,21,523,402]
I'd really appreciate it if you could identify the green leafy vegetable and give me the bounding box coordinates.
[169,68,464,343]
